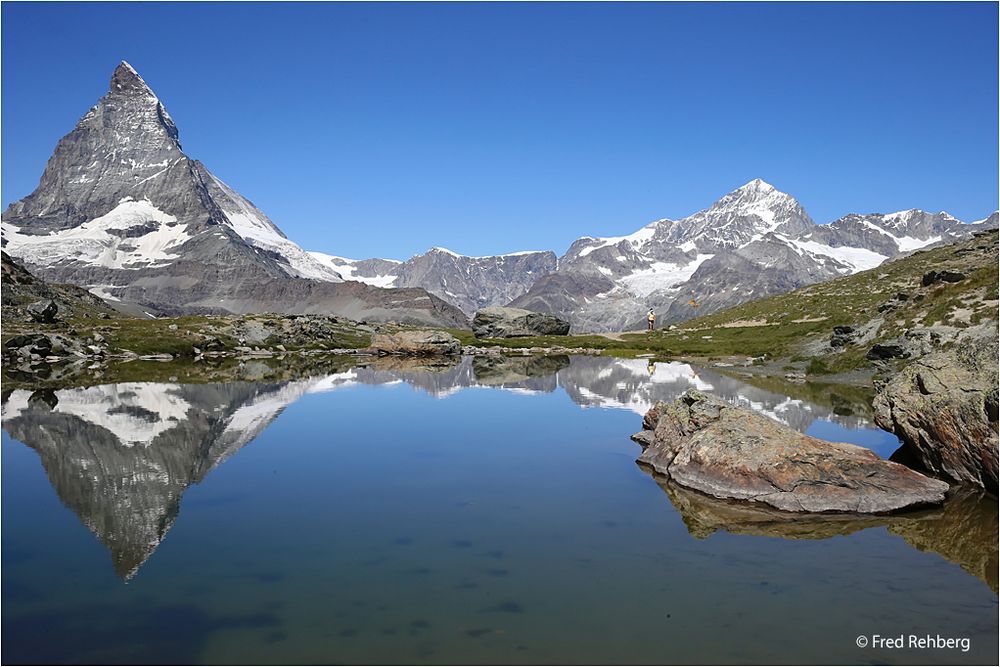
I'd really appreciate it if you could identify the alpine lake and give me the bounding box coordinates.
[2,354,997,665]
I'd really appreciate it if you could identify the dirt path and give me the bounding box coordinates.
[587,330,644,341]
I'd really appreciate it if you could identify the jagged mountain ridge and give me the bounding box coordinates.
[311,247,558,317]
[510,179,997,331]
[307,179,994,332]
[2,63,994,330]
[1,62,467,327]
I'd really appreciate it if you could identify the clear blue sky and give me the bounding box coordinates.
[2,2,997,259]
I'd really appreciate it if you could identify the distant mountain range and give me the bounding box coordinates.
[2,62,995,331]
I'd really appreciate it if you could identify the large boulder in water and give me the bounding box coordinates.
[472,306,570,339]
[368,330,461,356]
[873,339,999,493]
[631,390,949,514]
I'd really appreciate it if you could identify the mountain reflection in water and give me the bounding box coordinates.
[1,355,994,593]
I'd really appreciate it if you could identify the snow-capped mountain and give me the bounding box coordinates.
[1,62,467,327]
[511,179,996,331]
[311,247,558,316]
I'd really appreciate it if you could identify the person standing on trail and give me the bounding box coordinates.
[647,308,656,331]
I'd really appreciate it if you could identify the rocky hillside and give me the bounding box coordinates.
[649,229,998,371]
[2,250,121,321]
[1,62,467,328]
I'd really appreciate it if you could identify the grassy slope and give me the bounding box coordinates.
[646,229,998,370]
[467,231,998,370]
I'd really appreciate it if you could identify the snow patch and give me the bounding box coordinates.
[619,254,714,297]
[2,199,190,270]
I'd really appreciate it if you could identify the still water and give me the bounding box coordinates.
[2,356,997,664]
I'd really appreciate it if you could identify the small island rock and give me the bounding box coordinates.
[632,390,949,514]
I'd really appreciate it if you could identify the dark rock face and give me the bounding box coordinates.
[922,270,966,286]
[632,390,949,513]
[830,325,855,348]
[867,341,912,360]
[472,306,570,338]
[2,251,119,321]
[1,62,467,328]
[26,300,58,323]
[2,251,34,284]
[369,330,462,356]
[873,340,999,493]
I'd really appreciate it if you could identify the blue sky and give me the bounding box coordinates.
[2,2,997,259]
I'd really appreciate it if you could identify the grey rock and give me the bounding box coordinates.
[369,330,462,356]
[631,390,949,513]
[27,299,58,323]
[472,306,570,338]
[874,338,999,492]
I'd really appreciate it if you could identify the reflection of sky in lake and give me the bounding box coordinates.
[2,356,994,665]
[806,420,901,459]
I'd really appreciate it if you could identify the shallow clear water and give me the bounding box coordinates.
[2,356,997,664]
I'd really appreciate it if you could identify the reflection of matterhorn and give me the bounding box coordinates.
[1,376,355,580]
[2,358,871,580]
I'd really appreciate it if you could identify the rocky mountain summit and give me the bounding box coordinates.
[512,179,997,331]
[1,62,467,328]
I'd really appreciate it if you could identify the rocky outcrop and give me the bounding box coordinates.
[369,330,461,356]
[472,306,570,338]
[27,299,58,323]
[2,251,120,321]
[873,340,999,493]
[632,390,949,513]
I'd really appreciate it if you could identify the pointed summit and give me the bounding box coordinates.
[738,178,776,194]
[109,60,157,98]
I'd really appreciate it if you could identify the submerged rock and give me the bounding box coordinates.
[369,330,461,356]
[632,390,949,514]
[472,306,570,339]
[873,339,999,493]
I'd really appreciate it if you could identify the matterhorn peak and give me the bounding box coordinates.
[109,60,157,98]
